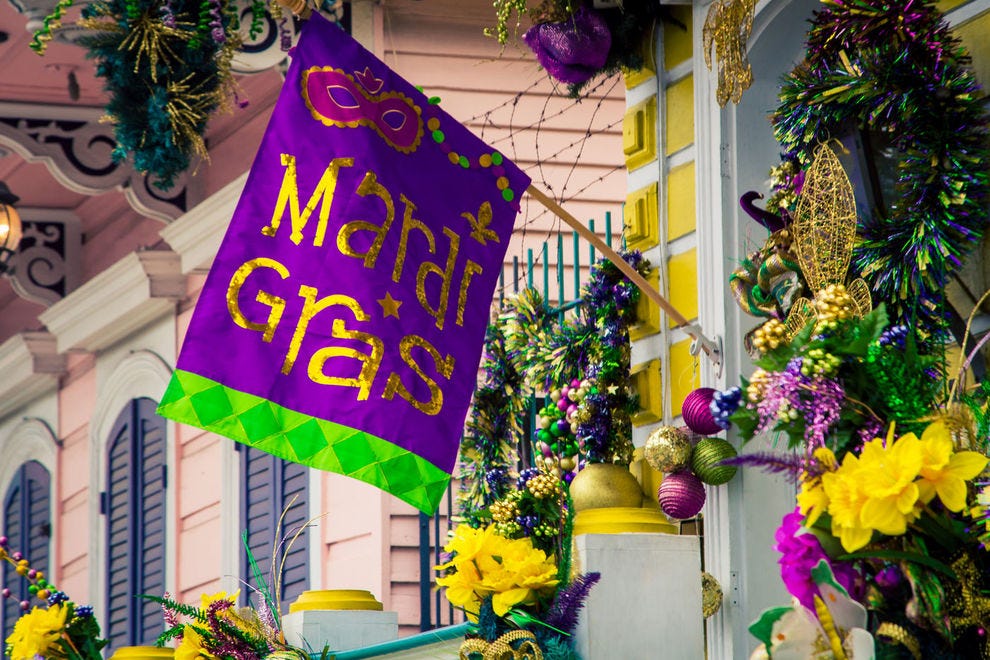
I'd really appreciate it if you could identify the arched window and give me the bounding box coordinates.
[1,461,51,650]
[240,447,310,611]
[104,398,167,651]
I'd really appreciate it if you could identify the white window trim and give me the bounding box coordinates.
[0,333,65,421]
[0,417,59,585]
[694,0,819,656]
[88,349,176,628]
[162,170,324,599]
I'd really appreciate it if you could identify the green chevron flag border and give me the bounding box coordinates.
[157,369,451,513]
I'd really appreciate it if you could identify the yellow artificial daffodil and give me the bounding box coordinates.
[435,524,558,621]
[436,524,495,572]
[916,421,988,512]
[6,604,68,660]
[854,428,922,536]
[802,422,990,553]
[819,426,924,552]
[797,447,838,528]
[821,457,874,553]
[175,626,217,660]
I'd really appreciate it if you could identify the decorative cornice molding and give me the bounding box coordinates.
[39,251,185,353]
[0,102,194,222]
[160,172,247,273]
[0,332,66,419]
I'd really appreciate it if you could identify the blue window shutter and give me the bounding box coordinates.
[1,461,51,655]
[240,448,310,611]
[105,398,166,652]
[279,460,309,606]
[136,398,167,645]
[2,469,23,654]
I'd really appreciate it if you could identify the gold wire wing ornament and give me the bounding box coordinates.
[703,0,757,107]
[784,143,873,339]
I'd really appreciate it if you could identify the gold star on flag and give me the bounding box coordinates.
[378,292,402,319]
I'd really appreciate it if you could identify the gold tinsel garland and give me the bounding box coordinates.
[703,0,756,106]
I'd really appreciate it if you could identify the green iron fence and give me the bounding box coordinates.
[417,212,619,632]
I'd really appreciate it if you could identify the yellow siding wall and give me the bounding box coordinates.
[624,5,702,428]
[664,6,693,69]
[665,77,695,156]
[667,162,696,240]
[662,11,700,419]
[668,249,699,328]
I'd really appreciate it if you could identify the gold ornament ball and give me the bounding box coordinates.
[644,426,693,473]
[568,463,644,511]
[701,572,723,618]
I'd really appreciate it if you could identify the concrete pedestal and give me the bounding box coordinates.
[282,608,399,653]
[575,532,703,660]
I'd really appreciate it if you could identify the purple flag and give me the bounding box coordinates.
[158,13,530,513]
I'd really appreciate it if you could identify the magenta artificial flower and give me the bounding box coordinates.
[775,507,860,610]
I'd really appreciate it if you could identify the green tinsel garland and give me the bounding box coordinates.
[457,323,526,522]
[772,0,990,334]
[502,288,596,391]
[76,0,241,189]
[459,252,650,519]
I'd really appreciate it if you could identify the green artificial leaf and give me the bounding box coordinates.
[837,549,957,580]
[729,381,759,441]
[156,625,185,646]
[753,341,798,372]
[748,606,794,649]
[505,608,569,636]
[789,318,817,350]
[838,305,888,356]
[806,520,846,559]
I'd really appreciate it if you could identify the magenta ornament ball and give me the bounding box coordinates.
[682,388,723,436]
[658,471,706,520]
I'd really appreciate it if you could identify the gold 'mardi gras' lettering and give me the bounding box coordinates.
[226,258,452,415]
[225,150,502,416]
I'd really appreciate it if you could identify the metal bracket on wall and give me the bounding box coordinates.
[689,329,723,379]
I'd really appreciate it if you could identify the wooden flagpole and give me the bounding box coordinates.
[526,185,722,370]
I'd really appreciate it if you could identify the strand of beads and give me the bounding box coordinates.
[0,536,57,611]
[536,379,591,479]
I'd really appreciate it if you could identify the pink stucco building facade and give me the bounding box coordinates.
[0,0,624,649]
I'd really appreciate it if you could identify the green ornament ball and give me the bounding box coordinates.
[644,426,692,473]
[690,437,738,485]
